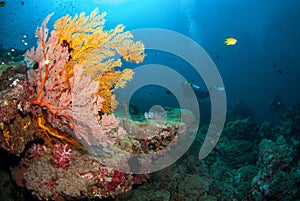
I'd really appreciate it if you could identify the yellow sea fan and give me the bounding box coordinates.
[54,8,106,46]
[54,8,145,69]
[96,68,134,113]
[53,8,145,113]
[114,68,134,88]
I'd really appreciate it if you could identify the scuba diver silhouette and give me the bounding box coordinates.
[270,95,285,114]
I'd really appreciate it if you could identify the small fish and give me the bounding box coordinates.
[224,37,237,46]
[0,1,5,7]
[213,86,225,91]
[165,90,171,95]
[273,64,283,75]
[277,69,282,75]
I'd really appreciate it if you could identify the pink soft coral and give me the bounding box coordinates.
[52,143,72,169]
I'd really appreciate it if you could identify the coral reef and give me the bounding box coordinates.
[127,107,299,201]
[24,8,144,130]
[1,8,146,200]
[23,8,145,157]
[129,186,171,201]
[22,142,134,199]
[1,7,300,201]
[223,117,256,141]
[5,107,191,200]
[0,114,35,155]
[251,136,298,200]
[0,63,37,154]
[0,63,34,123]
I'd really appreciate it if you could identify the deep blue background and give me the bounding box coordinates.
[1,0,299,122]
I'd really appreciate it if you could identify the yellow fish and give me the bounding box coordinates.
[224,37,237,46]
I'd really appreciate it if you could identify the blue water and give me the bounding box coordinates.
[1,0,300,122]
